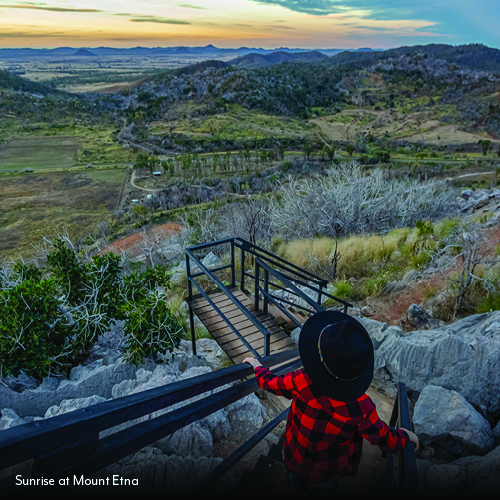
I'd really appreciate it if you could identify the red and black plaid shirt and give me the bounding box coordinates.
[255,366,409,483]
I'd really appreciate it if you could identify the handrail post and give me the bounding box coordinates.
[317,284,323,305]
[264,333,271,358]
[264,268,269,314]
[255,261,260,312]
[230,239,235,287]
[240,246,245,292]
[186,251,193,301]
[185,252,196,356]
[398,382,419,497]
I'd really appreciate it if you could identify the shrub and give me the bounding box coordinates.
[333,280,354,301]
[0,279,75,378]
[121,293,183,366]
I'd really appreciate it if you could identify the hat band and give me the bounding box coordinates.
[318,328,360,383]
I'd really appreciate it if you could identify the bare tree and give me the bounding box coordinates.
[430,220,500,318]
[268,163,457,240]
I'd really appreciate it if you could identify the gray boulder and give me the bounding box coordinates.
[195,338,232,371]
[356,316,393,349]
[0,408,42,430]
[425,464,465,495]
[413,385,494,457]
[44,396,108,419]
[157,421,214,459]
[406,303,437,329]
[374,311,500,416]
[226,393,266,435]
[452,445,500,494]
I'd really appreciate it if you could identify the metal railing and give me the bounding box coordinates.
[385,382,419,497]
[0,349,299,489]
[185,238,352,359]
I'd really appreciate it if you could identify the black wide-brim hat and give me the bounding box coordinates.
[298,310,374,402]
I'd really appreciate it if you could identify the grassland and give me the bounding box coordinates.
[0,136,79,171]
[0,118,137,168]
[151,104,314,141]
[0,169,125,258]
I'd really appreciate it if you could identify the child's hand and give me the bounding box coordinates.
[242,357,262,369]
[401,428,419,451]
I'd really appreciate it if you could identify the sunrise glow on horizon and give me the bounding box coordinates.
[0,0,498,49]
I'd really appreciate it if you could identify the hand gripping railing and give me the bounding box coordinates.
[0,349,299,489]
[385,382,419,498]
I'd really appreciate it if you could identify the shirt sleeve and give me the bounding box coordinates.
[254,366,295,400]
[357,399,409,454]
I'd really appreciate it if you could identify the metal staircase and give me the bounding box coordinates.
[185,237,351,363]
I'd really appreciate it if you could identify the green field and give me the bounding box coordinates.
[0,136,79,171]
[0,168,126,258]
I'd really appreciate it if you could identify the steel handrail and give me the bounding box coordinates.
[185,248,271,358]
[254,257,325,313]
[188,276,261,359]
[385,382,419,497]
[235,238,326,286]
[0,348,298,471]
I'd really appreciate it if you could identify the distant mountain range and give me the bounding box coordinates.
[0,45,382,59]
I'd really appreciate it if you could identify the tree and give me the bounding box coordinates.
[303,141,313,160]
[430,221,500,319]
[346,144,355,156]
[480,140,492,156]
[277,143,285,160]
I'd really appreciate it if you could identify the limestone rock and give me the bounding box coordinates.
[413,385,495,457]
[425,464,465,494]
[356,316,392,350]
[44,396,108,419]
[0,408,41,430]
[195,338,232,370]
[226,393,265,435]
[373,311,500,416]
[453,445,500,494]
[199,409,232,442]
[157,421,214,459]
[406,303,433,328]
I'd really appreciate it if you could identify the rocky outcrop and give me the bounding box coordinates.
[457,187,500,213]
[0,335,277,494]
[373,311,500,416]
[413,385,495,457]
[423,446,500,495]
[405,303,442,330]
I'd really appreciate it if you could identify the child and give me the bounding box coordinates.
[243,310,419,496]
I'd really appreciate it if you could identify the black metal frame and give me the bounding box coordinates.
[185,237,352,359]
[0,349,299,489]
[385,382,419,497]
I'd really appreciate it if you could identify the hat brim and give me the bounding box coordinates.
[298,310,374,402]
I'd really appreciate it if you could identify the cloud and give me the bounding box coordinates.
[0,3,102,12]
[250,0,449,21]
[0,30,81,37]
[129,16,191,25]
[268,25,295,29]
[355,25,389,31]
[176,3,207,9]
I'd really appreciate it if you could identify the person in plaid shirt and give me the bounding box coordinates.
[244,310,418,495]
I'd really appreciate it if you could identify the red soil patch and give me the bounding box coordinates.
[369,273,448,326]
[102,222,183,258]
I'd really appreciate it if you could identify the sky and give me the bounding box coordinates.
[0,0,498,49]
